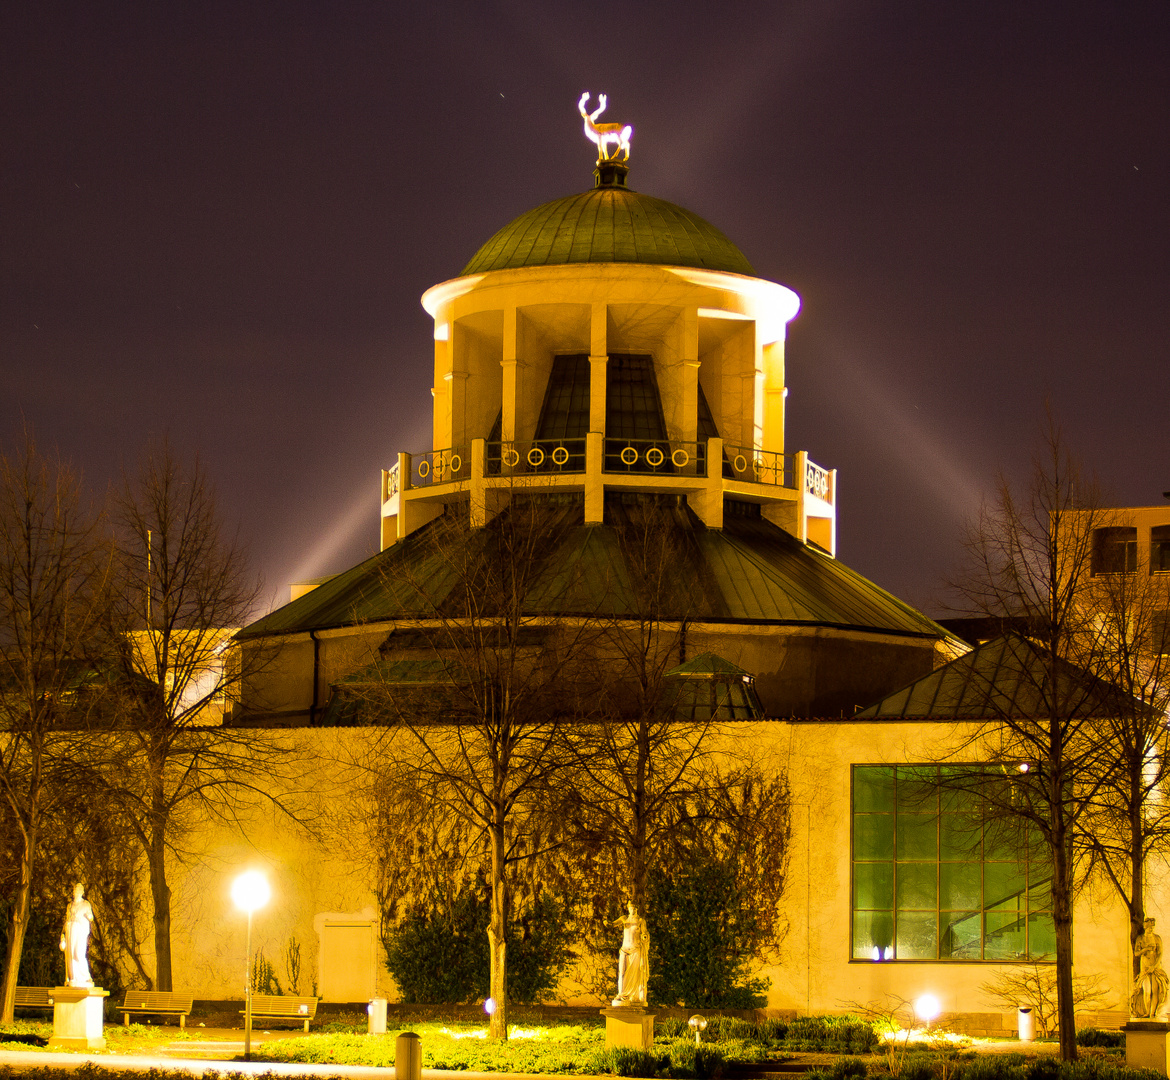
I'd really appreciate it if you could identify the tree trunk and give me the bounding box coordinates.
[1052,831,1077,1062]
[148,828,173,992]
[0,839,35,1023]
[630,718,649,912]
[1130,773,1145,980]
[487,815,507,1040]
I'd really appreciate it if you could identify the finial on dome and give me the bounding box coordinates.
[578,92,632,189]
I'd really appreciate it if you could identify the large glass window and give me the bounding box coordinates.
[852,765,1054,962]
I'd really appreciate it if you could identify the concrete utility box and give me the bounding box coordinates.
[368,998,387,1034]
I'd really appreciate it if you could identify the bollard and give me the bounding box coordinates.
[1018,1007,1035,1042]
[396,1031,422,1080]
[368,998,388,1035]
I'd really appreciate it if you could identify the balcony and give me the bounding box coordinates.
[381,435,836,554]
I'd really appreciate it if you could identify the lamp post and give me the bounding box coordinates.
[231,870,270,1061]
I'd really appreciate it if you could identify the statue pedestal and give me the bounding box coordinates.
[1123,1020,1169,1072]
[49,986,109,1050]
[601,1005,655,1050]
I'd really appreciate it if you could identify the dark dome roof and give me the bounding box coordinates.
[461,186,755,277]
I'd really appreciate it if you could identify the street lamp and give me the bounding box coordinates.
[231,870,270,1061]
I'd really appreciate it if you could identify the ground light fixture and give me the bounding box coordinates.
[688,1015,708,1045]
[231,870,271,1061]
[915,994,941,1030]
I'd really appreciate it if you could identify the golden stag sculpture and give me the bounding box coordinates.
[578,92,632,163]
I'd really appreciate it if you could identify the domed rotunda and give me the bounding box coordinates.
[240,104,960,717]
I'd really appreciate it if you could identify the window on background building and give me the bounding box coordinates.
[1153,612,1170,657]
[1151,526,1170,575]
[1092,527,1138,575]
[852,765,1054,962]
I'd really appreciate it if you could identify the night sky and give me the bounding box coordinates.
[3,1,1167,618]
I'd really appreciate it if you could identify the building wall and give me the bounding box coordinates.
[153,717,1149,1027]
[756,719,1142,1025]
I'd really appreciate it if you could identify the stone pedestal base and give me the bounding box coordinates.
[1123,1020,1169,1072]
[601,1005,655,1050]
[49,986,109,1050]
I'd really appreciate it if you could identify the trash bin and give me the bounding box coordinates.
[1018,1007,1035,1042]
[396,1032,422,1080]
[368,998,387,1034]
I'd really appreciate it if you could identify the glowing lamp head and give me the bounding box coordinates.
[484,997,496,1016]
[231,870,271,913]
[915,994,941,1024]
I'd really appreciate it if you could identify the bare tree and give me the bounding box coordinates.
[562,499,712,914]
[360,496,597,1039]
[948,418,1117,1060]
[0,437,108,1020]
[101,443,294,991]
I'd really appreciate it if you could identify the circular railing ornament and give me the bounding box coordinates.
[417,459,431,479]
[671,448,690,468]
[733,454,747,475]
[527,447,545,467]
[645,447,665,468]
[551,446,569,466]
[449,454,461,474]
[502,448,520,467]
[620,446,639,465]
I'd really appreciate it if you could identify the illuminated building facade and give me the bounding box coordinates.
[186,117,1146,1028]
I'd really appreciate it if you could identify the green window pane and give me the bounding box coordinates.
[1027,913,1056,959]
[984,911,1027,960]
[897,766,939,812]
[897,863,937,909]
[897,814,938,860]
[1028,880,1052,913]
[853,910,894,960]
[984,818,1026,862]
[854,814,894,860]
[896,910,938,959]
[854,863,894,909]
[940,814,982,861]
[854,767,895,813]
[940,910,982,959]
[940,862,982,910]
[939,768,981,814]
[985,862,1027,907]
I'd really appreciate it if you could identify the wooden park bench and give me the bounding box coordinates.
[121,990,196,1028]
[243,994,318,1031]
[14,987,52,1013]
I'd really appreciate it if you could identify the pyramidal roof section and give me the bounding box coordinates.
[239,506,956,643]
[854,633,1140,719]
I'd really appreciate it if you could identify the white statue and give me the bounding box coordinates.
[1132,916,1170,1019]
[60,883,95,988]
[578,93,633,163]
[612,900,649,1006]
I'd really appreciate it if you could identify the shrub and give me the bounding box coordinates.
[1077,1029,1125,1048]
[832,1058,868,1080]
[383,882,572,1003]
[647,857,770,1008]
[597,1047,662,1077]
[658,1016,687,1039]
